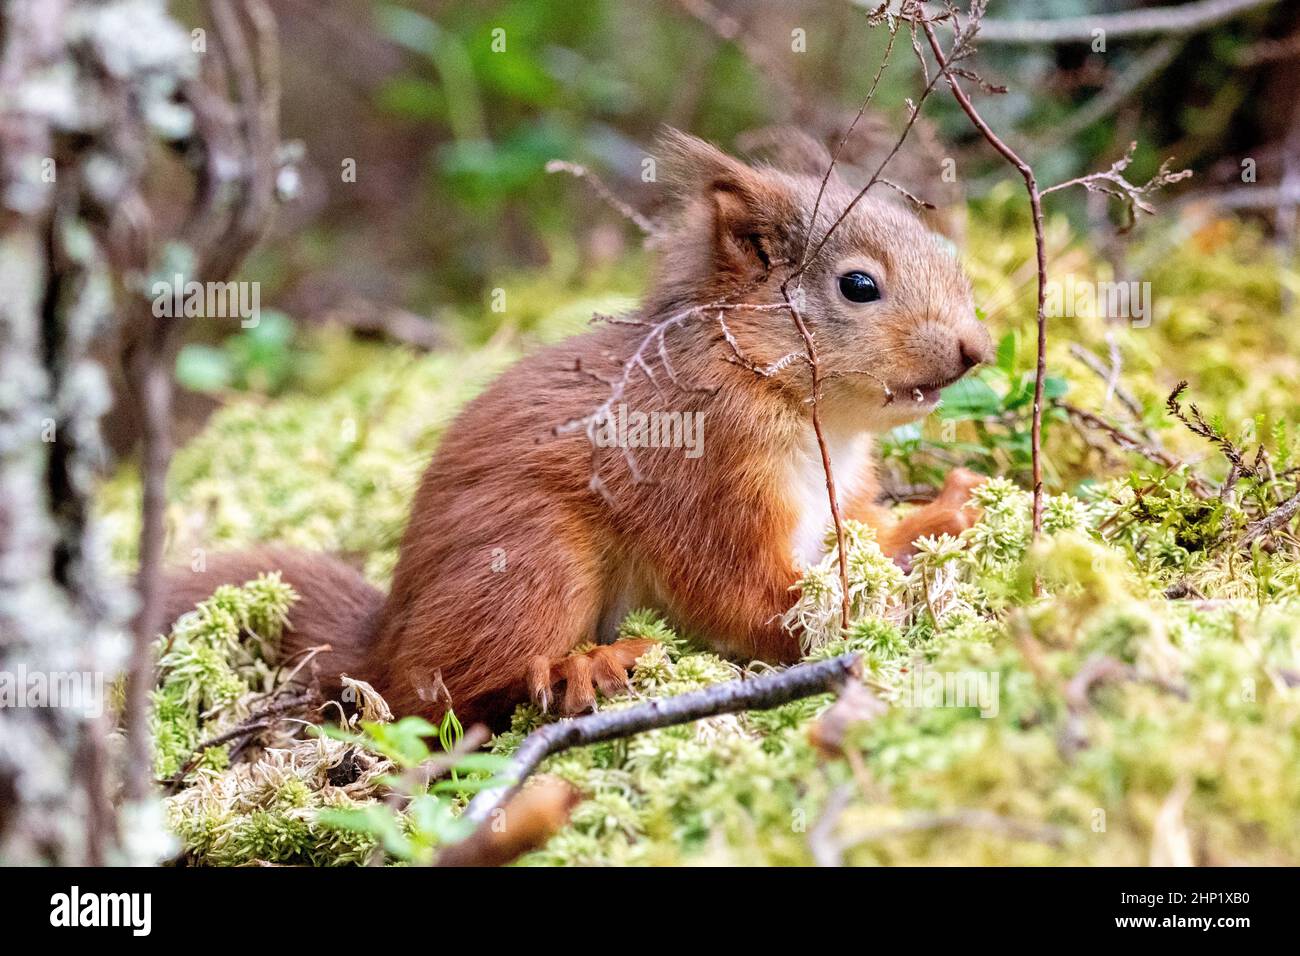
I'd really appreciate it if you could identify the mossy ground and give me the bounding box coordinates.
[109,197,1300,865]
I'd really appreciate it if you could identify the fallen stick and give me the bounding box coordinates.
[158,690,319,790]
[462,652,861,826]
[1239,486,1300,547]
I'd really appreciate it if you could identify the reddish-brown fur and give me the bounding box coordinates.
[160,131,993,727]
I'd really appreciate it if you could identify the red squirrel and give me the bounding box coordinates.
[161,131,993,727]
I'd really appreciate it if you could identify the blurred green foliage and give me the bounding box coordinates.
[176,311,302,395]
[167,0,1292,401]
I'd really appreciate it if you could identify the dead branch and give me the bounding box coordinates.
[782,291,855,630]
[1042,142,1193,233]
[925,0,1282,44]
[1060,654,1189,758]
[1055,400,1213,499]
[1240,487,1300,547]
[778,10,935,631]
[877,177,936,208]
[1067,342,1148,428]
[807,677,888,757]
[798,9,901,274]
[159,690,320,791]
[460,652,861,827]
[808,783,856,866]
[794,64,949,275]
[718,313,809,377]
[915,9,1052,539]
[908,4,1188,546]
[556,298,790,501]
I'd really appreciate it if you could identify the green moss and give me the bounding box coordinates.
[151,575,296,779]
[127,208,1300,866]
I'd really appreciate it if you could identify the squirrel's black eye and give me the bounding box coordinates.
[838,271,881,304]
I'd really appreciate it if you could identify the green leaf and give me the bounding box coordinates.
[995,331,1017,375]
[407,794,473,845]
[940,375,1003,420]
[318,805,413,859]
[430,774,512,794]
[359,716,439,767]
[1043,375,1070,400]
[450,753,513,774]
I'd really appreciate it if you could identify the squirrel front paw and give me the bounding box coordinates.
[934,466,987,509]
[526,640,657,715]
[885,467,987,572]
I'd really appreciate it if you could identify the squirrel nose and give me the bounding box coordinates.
[959,329,994,370]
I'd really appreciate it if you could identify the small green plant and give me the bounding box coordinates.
[316,716,513,864]
[883,329,1069,487]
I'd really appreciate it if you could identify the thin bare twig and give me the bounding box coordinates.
[808,783,856,866]
[779,5,940,629]
[555,299,790,500]
[1240,488,1300,547]
[916,11,1051,539]
[159,691,319,791]
[1060,654,1188,758]
[545,160,660,238]
[922,0,1281,44]
[460,653,861,827]
[1068,342,1148,428]
[1042,141,1192,233]
[796,7,901,279]
[781,288,854,629]
[1055,399,1201,483]
[912,5,1187,547]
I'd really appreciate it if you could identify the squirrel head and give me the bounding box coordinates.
[651,129,992,431]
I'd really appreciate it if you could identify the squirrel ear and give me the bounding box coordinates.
[656,128,793,278]
[735,126,836,180]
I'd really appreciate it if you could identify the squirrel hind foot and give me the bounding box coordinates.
[526,640,658,716]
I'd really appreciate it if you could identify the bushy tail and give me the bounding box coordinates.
[161,547,385,698]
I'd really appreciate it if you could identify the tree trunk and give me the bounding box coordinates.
[0,0,196,864]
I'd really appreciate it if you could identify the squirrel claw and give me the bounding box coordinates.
[528,640,656,717]
[526,656,553,713]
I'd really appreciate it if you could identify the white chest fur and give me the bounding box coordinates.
[786,424,874,567]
